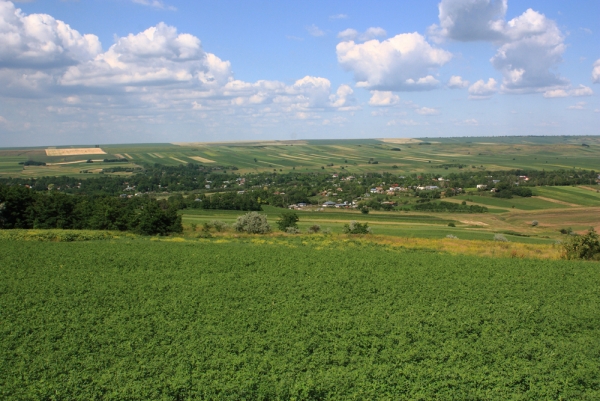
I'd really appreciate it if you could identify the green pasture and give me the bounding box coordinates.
[181,206,556,244]
[533,186,600,206]
[1,239,598,399]
[455,194,570,211]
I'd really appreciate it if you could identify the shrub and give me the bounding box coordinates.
[233,212,271,234]
[448,222,456,227]
[285,227,300,234]
[494,234,508,242]
[210,220,228,232]
[531,220,539,227]
[563,229,600,260]
[276,211,299,231]
[307,224,321,234]
[343,221,371,234]
[322,227,332,235]
[446,234,458,239]
[559,227,573,235]
[360,206,369,214]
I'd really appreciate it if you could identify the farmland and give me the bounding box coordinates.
[1,135,599,178]
[1,238,599,399]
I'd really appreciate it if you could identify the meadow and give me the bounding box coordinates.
[1,238,599,400]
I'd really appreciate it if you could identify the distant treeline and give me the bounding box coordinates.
[411,201,488,213]
[0,184,181,235]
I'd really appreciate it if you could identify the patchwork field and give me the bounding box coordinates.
[1,135,599,177]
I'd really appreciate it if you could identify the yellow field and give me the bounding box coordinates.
[45,148,106,156]
[189,156,216,163]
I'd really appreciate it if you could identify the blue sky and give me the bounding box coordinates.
[0,0,598,146]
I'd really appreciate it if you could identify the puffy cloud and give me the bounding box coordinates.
[543,85,593,98]
[0,1,101,68]
[468,78,497,99]
[431,0,568,93]
[543,89,567,98]
[447,75,469,88]
[368,91,400,106]
[593,59,600,83]
[132,0,176,10]
[336,32,451,91]
[429,0,507,42]
[337,27,387,42]
[60,23,231,88]
[570,85,593,97]
[415,107,440,115]
[491,9,567,93]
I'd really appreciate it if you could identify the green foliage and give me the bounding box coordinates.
[233,212,271,234]
[413,201,488,213]
[494,234,509,242]
[448,222,456,227]
[1,240,600,399]
[276,211,299,231]
[343,220,371,234]
[563,229,600,260]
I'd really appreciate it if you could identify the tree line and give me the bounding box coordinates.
[0,184,182,235]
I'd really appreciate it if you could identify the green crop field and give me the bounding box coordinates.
[1,238,599,399]
[1,135,599,178]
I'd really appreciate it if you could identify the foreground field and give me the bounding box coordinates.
[1,239,599,399]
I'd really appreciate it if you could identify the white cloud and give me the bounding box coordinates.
[543,85,593,98]
[429,0,507,42]
[368,91,400,106]
[567,102,585,110]
[306,24,325,37]
[336,32,451,91]
[0,116,7,123]
[132,0,176,10]
[593,59,600,83]
[337,27,386,42]
[60,23,230,88]
[570,85,593,97]
[447,75,469,88]
[415,107,440,115]
[543,89,567,98]
[431,0,568,93]
[468,78,497,99]
[0,1,101,69]
[456,119,479,126]
[329,14,348,19]
[387,119,420,126]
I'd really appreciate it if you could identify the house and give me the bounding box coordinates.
[417,185,439,191]
[476,184,487,189]
[323,201,336,207]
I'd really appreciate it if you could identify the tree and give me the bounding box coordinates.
[563,229,600,260]
[276,211,299,231]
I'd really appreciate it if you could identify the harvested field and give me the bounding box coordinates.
[170,157,187,163]
[45,148,106,156]
[189,156,215,163]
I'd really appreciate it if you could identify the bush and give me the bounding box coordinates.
[285,227,300,234]
[276,211,299,231]
[210,220,228,232]
[448,222,456,227]
[494,234,508,242]
[559,227,573,235]
[446,234,458,239]
[307,224,321,234]
[343,221,371,234]
[563,229,600,260]
[531,220,539,227]
[360,206,369,214]
[233,212,271,234]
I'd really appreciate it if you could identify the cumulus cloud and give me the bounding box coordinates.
[0,1,101,68]
[368,91,400,106]
[430,0,568,93]
[543,85,593,98]
[337,27,387,42]
[468,78,497,99]
[60,23,230,88]
[593,59,600,83]
[336,32,451,91]
[447,75,469,88]
[415,107,440,115]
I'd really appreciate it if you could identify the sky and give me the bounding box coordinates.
[0,0,598,146]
